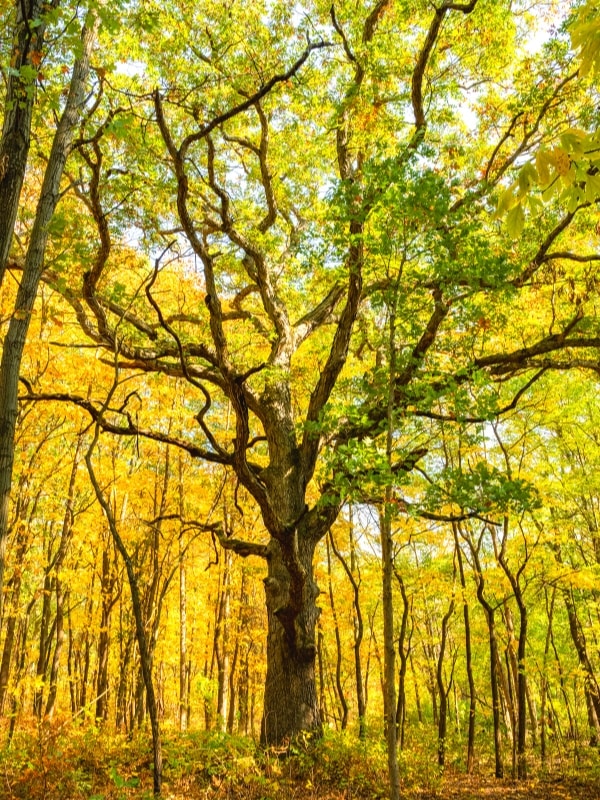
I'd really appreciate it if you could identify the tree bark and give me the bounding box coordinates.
[329,518,366,738]
[261,533,322,745]
[178,455,189,731]
[215,548,231,732]
[437,583,456,767]
[44,581,65,718]
[86,427,162,796]
[96,539,118,722]
[0,16,98,618]
[452,523,476,773]
[0,0,48,285]
[562,587,600,742]
[326,534,348,729]
[380,504,400,800]
[394,567,411,750]
[0,517,30,714]
[462,524,504,778]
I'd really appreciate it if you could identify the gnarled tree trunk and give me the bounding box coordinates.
[261,533,322,745]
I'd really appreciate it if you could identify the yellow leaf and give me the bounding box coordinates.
[506,203,525,240]
[548,147,571,177]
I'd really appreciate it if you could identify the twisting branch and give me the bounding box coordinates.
[18,382,234,465]
[330,5,356,63]
[84,375,162,795]
[145,243,229,459]
[484,111,525,183]
[255,101,277,234]
[395,286,449,390]
[412,368,549,423]
[513,211,578,288]
[175,41,332,160]
[412,0,479,137]
[485,72,578,186]
[540,251,600,264]
[294,282,346,345]
[80,138,112,342]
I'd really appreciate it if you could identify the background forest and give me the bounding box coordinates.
[1,0,600,798]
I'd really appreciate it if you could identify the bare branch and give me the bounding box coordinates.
[330,5,356,63]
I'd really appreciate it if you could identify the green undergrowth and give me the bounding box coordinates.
[0,722,400,799]
[1,719,600,799]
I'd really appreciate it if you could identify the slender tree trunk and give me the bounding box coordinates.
[228,635,239,733]
[44,581,65,718]
[380,503,400,800]
[86,429,162,796]
[541,587,555,765]
[317,627,327,724]
[215,548,231,732]
[179,533,188,731]
[562,587,600,739]
[437,581,456,767]
[239,646,250,734]
[329,520,366,738]
[178,455,188,731]
[421,596,439,726]
[116,629,134,731]
[394,567,411,750]
[33,563,53,717]
[0,518,30,714]
[463,525,503,778]
[0,0,48,285]
[0,17,98,618]
[452,524,476,773]
[67,607,77,715]
[497,562,528,778]
[326,535,348,729]
[96,540,117,722]
[410,652,423,725]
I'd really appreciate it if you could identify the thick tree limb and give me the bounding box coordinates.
[412,1,478,136]
[215,526,269,559]
[18,384,234,465]
[174,41,332,160]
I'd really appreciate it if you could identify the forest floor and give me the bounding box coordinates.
[161,772,600,800]
[2,722,600,800]
[160,773,600,800]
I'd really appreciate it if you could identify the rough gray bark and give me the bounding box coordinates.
[261,533,322,744]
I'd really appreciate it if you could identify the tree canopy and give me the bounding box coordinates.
[1,0,600,797]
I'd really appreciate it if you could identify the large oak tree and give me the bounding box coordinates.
[7,0,600,746]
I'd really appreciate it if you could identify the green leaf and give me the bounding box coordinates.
[506,203,525,239]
